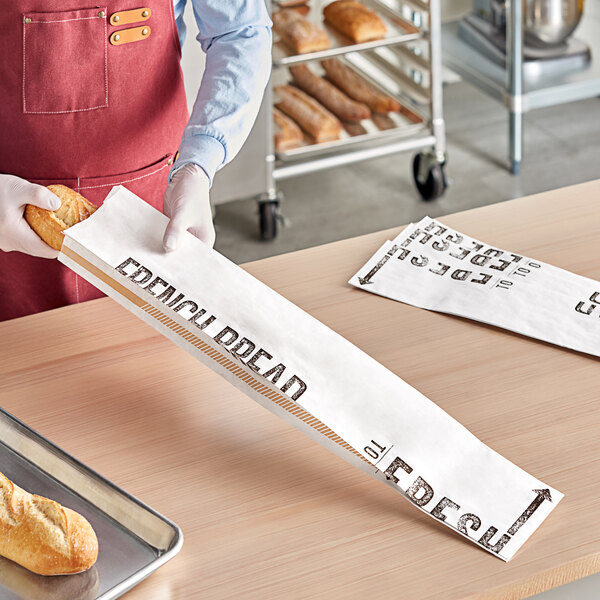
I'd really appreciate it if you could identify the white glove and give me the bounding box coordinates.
[0,174,61,259]
[162,163,215,252]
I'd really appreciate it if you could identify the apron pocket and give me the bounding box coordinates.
[22,7,108,114]
[29,154,174,209]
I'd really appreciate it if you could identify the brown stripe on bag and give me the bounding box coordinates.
[62,245,368,464]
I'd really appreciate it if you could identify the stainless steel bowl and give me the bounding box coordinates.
[523,0,584,47]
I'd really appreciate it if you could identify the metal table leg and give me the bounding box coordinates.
[507,0,523,175]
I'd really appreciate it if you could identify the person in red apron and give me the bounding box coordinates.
[0,1,272,321]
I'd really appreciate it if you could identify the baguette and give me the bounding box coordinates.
[25,185,97,251]
[321,58,401,113]
[323,0,386,43]
[289,64,371,122]
[275,85,342,143]
[273,107,304,152]
[0,471,98,576]
[0,556,99,600]
[273,9,330,54]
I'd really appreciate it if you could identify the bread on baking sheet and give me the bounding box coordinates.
[275,85,343,143]
[273,107,304,152]
[25,185,97,251]
[0,471,98,576]
[289,64,371,122]
[0,556,99,600]
[321,58,401,113]
[273,9,330,54]
[323,0,386,43]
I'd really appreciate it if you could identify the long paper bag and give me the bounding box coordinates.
[59,187,563,561]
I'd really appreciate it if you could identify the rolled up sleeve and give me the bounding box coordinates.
[171,0,272,186]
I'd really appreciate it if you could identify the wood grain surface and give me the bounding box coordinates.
[1,180,600,599]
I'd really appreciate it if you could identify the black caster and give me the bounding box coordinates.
[258,191,288,241]
[259,200,279,241]
[413,152,448,201]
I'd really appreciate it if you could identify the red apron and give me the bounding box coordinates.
[0,1,189,321]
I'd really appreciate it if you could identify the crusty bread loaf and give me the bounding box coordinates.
[0,556,99,600]
[275,85,342,143]
[0,471,98,576]
[323,0,386,43]
[273,9,330,54]
[25,185,97,251]
[321,58,401,113]
[273,107,304,151]
[289,64,371,122]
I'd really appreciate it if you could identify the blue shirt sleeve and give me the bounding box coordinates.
[171,0,272,186]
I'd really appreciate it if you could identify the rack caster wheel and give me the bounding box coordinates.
[413,152,447,201]
[259,200,279,241]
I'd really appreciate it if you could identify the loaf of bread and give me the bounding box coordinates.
[0,471,98,576]
[273,9,330,54]
[0,556,99,600]
[275,85,342,143]
[25,185,97,251]
[289,64,371,122]
[323,0,386,43]
[321,58,401,113]
[273,107,304,151]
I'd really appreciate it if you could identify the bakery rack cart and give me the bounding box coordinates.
[211,0,448,240]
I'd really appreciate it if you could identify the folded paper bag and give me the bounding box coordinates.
[350,216,600,358]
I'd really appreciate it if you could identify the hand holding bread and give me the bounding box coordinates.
[0,471,98,576]
[24,185,97,252]
[0,175,63,258]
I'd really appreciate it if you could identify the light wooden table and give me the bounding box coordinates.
[1,180,600,600]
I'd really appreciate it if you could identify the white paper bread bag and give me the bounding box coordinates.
[59,187,563,561]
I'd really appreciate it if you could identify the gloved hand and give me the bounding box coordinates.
[162,163,215,252]
[0,174,60,259]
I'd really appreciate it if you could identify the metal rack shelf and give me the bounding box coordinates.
[441,0,600,173]
[273,53,428,161]
[272,0,422,66]
[211,0,448,239]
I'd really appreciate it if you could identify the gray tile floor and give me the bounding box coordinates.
[213,80,600,265]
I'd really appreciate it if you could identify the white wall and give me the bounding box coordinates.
[179,1,206,112]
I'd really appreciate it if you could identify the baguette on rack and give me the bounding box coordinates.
[273,107,304,151]
[275,85,342,143]
[321,58,401,113]
[289,64,371,122]
[323,0,386,43]
[25,185,97,251]
[273,9,330,54]
[0,471,98,576]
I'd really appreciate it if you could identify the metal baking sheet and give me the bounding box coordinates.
[0,409,182,600]
[272,0,423,66]
[274,53,427,161]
